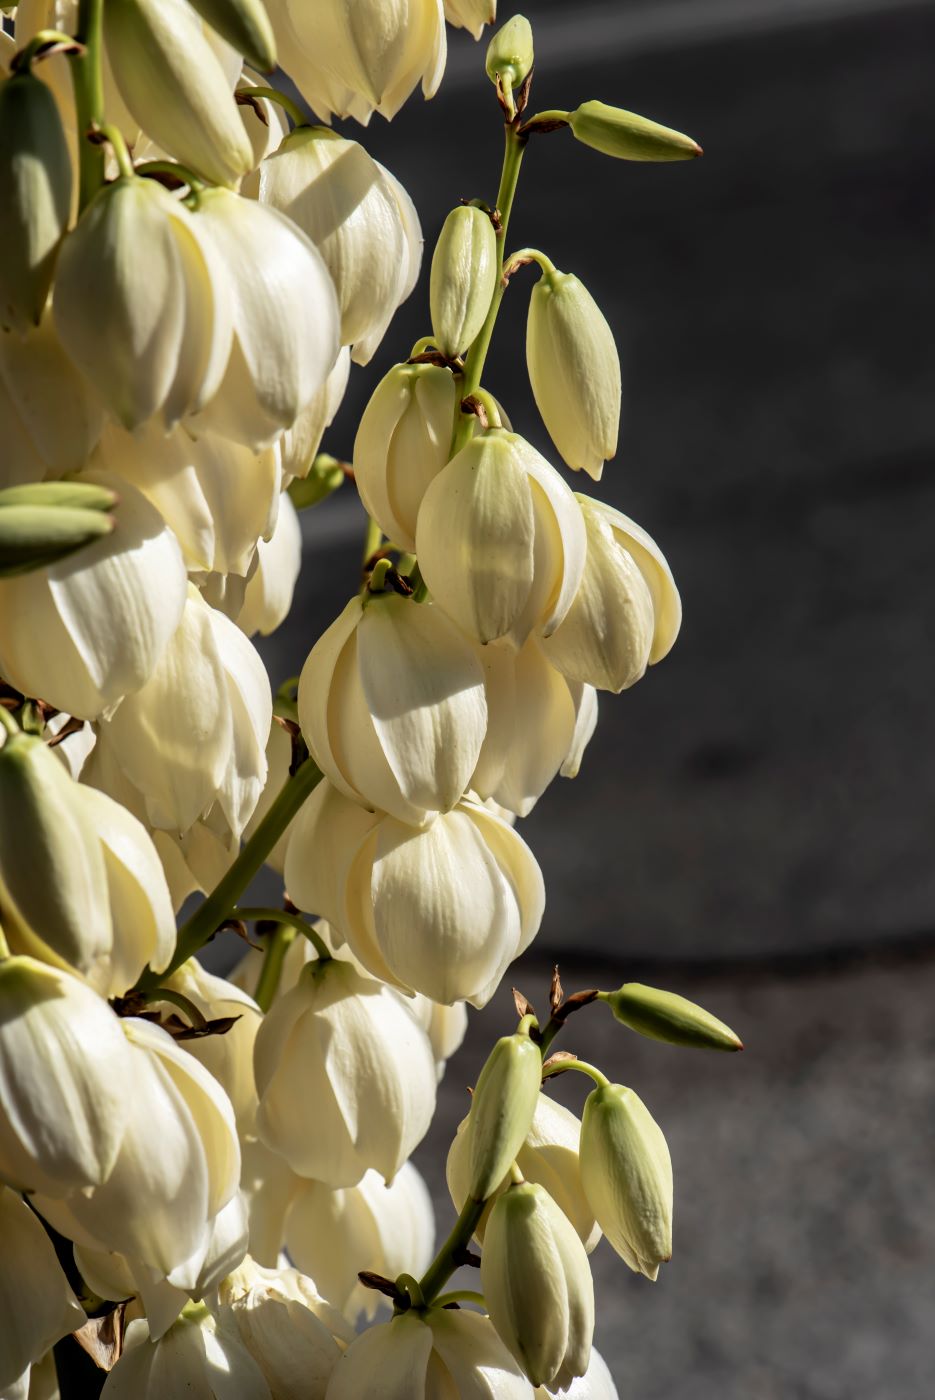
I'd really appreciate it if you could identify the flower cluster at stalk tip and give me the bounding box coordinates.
[0,1,741,1396]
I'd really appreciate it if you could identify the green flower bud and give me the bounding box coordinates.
[0,504,114,577]
[568,100,702,162]
[0,71,72,333]
[526,265,620,481]
[429,205,498,358]
[485,15,534,107]
[482,1181,594,1389]
[464,1031,542,1201]
[600,983,743,1052]
[187,0,277,72]
[580,1082,673,1280]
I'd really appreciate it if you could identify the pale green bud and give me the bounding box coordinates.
[569,100,702,162]
[526,265,620,481]
[430,205,498,358]
[0,70,71,333]
[187,0,277,72]
[464,1031,542,1201]
[482,1181,594,1389]
[0,503,114,576]
[579,1083,673,1280]
[485,15,534,112]
[601,983,743,1052]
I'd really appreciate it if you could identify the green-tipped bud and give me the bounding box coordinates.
[485,15,534,113]
[526,265,621,482]
[430,205,498,358]
[0,481,118,513]
[187,0,277,72]
[0,71,72,333]
[464,1031,542,1201]
[579,1082,673,1281]
[600,983,743,1052]
[287,455,346,511]
[568,100,702,162]
[0,505,114,577]
[482,1181,594,1389]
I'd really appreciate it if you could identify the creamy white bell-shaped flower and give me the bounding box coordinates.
[447,1094,600,1251]
[0,313,103,489]
[154,960,263,1135]
[254,956,436,1184]
[237,493,302,637]
[482,1182,594,1390]
[97,585,271,838]
[284,1163,434,1322]
[416,429,586,648]
[101,1304,270,1400]
[472,638,596,817]
[35,1018,241,1286]
[539,495,680,692]
[279,347,349,480]
[324,1306,534,1400]
[579,1082,673,1282]
[353,362,457,551]
[259,129,412,360]
[533,1347,618,1400]
[104,0,253,186]
[192,188,341,451]
[430,204,498,357]
[526,267,620,481]
[444,0,496,39]
[282,0,447,122]
[54,176,231,431]
[0,472,186,719]
[92,421,280,578]
[407,993,468,1080]
[220,1256,352,1400]
[0,956,131,1195]
[0,1186,85,1391]
[285,783,543,1006]
[299,593,487,824]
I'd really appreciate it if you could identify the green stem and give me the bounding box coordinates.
[419,1195,486,1305]
[540,1058,609,1090]
[236,85,307,129]
[252,925,295,1012]
[72,0,105,212]
[134,758,324,992]
[450,123,528,456]
[433,1289,486,1309]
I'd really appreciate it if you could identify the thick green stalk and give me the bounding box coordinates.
[135,758,323,991]
[418,1194,487,1305]
[72,0,105,211]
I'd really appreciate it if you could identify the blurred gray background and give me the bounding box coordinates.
[248,2,935,1396]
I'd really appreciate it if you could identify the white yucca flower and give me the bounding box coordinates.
[416,428,586,648]
[0,1186,85,1395]
[324,1307,534,1400]
[352,361,457,551]
[0,472,186,719]
[0,956,132,1196]
[35,1017,241,1287]
[92,420,281,578]
[101,1304,270,1400]
[0,730,176,994]
[259,129,417,363]
[54,177,231,431]
[191,187,341,450]
[237,492,302,638]
[254,956,437,1184]
[539,495,681,693]
[298,593,487,824]
[104,0,253,186]
[284,1162,434,1322]
[472,637,597,817]
[95,584,271,838]
[0,313,103,489]
[284,781,544,1007]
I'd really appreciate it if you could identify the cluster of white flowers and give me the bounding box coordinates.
[0,2,737,1397]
